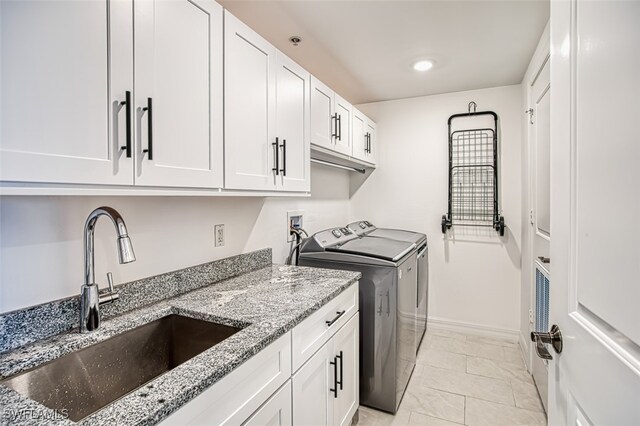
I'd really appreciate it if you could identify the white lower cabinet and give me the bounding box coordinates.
[159,332,291,426]
[293,313,359,426]
[159,283,359,426]
[244,381,292,426]
[292,336,334,425]
[332,314,359,426]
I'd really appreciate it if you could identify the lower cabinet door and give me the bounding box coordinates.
[244,380,292,426]
[333,313,360,426]
[292,339,334,426]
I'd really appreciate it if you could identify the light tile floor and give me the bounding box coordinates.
[356,329,547,426]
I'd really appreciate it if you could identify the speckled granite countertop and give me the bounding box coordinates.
[0,264,360,426]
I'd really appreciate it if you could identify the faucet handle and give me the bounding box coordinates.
[106,272,115,293]
[99,272,120,305]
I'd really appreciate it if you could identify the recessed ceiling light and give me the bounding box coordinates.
[413,60,434,72]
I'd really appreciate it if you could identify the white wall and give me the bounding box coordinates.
[0,165,350,313]
[352,85,523,334]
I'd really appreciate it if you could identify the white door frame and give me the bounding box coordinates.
[522,22,550,373]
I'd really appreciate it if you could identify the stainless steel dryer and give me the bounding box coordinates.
[348,221,429,351]
[298,227,418,414]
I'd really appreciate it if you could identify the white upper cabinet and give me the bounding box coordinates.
[351,109,367,162]
[0,0,134,185]
[310,77,376,166]
[364,118,377,165]
[0,0,223,189]
[333,94,352,157]
[133,0,223,188]
[224,11,277,191]
[276,53,311,192]
[353,109,376,165]
[225,11,309,192]
[310,77,336,150]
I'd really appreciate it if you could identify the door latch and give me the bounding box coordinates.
[525,108,534,125]
[531,324,563,360]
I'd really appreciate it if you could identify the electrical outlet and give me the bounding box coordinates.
[214,224,225,247]
[529,308,534,324]
[287,210,304,242]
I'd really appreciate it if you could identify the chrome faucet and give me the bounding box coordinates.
[80,207,136,333]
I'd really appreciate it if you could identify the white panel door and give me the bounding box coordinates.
[365,119,377,165]
[351,109,367,162]
[292,340,333,426]
[0,0,133,185]
[548,1,640,425]
[224,11,276,190]
[275,53,310,192]
[333,314,359,426]
[134,0,223,188]
[244,381,292,426]
[310,77,335,150]
[333,94,352,156]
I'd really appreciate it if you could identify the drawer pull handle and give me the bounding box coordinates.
[326,310,346,327]
[336,350,343,390]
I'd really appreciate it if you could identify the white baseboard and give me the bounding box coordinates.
[520,331,532,372]
[428,316,520,343]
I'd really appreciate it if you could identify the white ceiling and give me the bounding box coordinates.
[219,0,549,105]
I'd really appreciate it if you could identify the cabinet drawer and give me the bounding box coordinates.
[243,380,292,426]
[160,332,291,426]
[292,283,358,372]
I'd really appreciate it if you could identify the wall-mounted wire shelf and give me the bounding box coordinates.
[442,102,505,236]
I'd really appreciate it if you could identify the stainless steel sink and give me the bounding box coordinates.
[1,314,242,422]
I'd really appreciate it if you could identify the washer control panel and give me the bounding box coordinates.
[314,228,359,247]
[347,220,376,235]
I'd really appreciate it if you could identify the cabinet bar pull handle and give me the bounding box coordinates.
[368,133,371,153]
[326,310,346,327]
[280,139,286,176]
[120,91,132,158]
[336,350,343,390]
[331,114,338,140]
[337,114,342,141]
[142,97,153,160]
[329,356,338,398]
[272,138,279,175]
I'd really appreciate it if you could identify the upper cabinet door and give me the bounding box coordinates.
[134,0,223,188]
[224,11,277,191]
[351,109,367,162]
[333,94,352,156]
[310,77,335,150]
[276,53,310,192]
[0,0,134,185]
[365,119,377,165]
